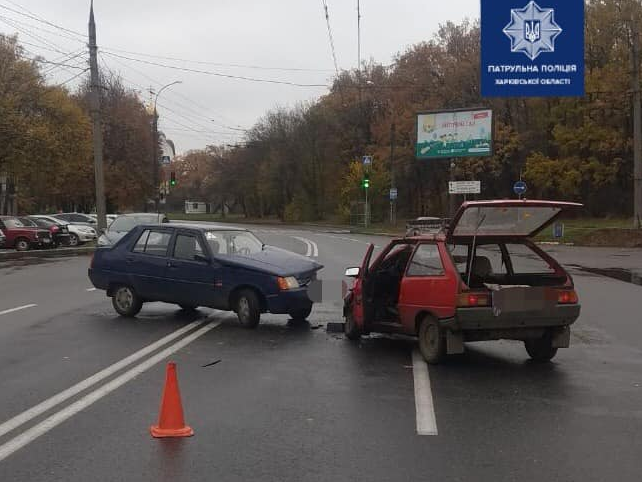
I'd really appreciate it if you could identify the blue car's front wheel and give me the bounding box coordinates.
[235,289,261,329]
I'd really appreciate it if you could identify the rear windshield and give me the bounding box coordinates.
[452,206,561,237]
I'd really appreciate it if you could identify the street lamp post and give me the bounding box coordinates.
[152,81,182,212]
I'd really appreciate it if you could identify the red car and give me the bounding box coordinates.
[0,216,53,251]
[343,200,582,364]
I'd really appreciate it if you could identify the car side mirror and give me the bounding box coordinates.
[345,267,360,278]
[194,254,210,264]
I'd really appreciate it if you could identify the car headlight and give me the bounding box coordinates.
[277,276,300,290]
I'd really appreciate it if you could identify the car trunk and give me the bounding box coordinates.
[447,200,582,313]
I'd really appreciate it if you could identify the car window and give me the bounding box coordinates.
[173,234,205,261]
[406,244,444,277]
[506,243,556,274]
[448,244,469,274]
[55,214,71,221]
[71,214,86,222]
[475,244,507,275]
[132,229,171,256]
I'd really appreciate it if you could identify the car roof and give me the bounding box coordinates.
[117,212,166,217]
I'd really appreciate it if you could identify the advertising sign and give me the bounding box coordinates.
[481,0,585,97]
[416,109,493,160]
[449,181,481,195]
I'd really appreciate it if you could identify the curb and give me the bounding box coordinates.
[0,246,95,261]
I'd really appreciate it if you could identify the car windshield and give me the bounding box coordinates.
[3,218,25,228]
[204,230,263,256]
[109,215,163,232]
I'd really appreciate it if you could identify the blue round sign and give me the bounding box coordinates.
[513,181,527,196]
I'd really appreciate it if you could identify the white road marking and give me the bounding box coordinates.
[0,321,220,462]
[0,319,206,439]
[85,288,96,292]
[0,304,37,316]
[292,236,318,258]
[412,350,438,435]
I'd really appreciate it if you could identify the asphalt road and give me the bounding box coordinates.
[0,226,641,482]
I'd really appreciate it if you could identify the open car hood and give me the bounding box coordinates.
[448,200,583,240]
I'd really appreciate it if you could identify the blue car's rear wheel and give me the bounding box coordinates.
[112,286,142,318]
[236,289,260,329]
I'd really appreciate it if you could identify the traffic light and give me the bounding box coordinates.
[362,175,370,189]
[170,171,176,187]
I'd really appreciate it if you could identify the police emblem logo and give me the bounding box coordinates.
[503,1,562,60]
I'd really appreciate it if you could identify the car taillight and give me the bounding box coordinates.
[51,226,59,232]
[557,289,578,304]
[456,292,491,307]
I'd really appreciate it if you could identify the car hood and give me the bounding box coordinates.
[218,246,323,277]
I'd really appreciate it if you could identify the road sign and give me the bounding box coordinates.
[416,109,493,159]
[513,180,527,195]
[362,156,372,165]
[390,188,398,200]
[449,181,481,195]
[481,0,585,97]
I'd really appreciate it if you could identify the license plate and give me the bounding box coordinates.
[491,287,556,315]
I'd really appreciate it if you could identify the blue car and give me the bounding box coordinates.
[88,224,323,327]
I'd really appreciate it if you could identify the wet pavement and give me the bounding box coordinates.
[0,227,641,481]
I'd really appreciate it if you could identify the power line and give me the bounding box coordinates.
[0,15,73,56]
[101,51,330,88]
[321,0,340,76]
[0,13,86,44]
[100,52,250,132]
[101,47,334,73]
[57,67,89,87]
[0,1,86,38]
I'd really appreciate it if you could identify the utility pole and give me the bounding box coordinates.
[88,1,107,232]
[152,110,159,212]
[632,16,642,228]
[449,161,456,218]
[390,122,396,225]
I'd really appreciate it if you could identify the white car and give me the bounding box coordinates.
[32,215,97,246]
[88,214,118,226]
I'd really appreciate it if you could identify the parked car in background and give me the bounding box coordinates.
[0,216,53,251]
[32,215,97,246]
[97,213,169,247]
[88,214,118,226]
[52,212,97,227]
[0,229,6,249]
[89,224,323,325]
[21,217,70,247]
[344,200,582,364]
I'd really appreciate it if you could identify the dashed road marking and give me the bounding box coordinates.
[412,350,438,435]
[85,288,97,292]
[0,304,37,316]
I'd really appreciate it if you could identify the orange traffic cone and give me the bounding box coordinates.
[150,362,194,438]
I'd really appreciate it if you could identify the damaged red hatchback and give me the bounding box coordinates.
[343,200,582,364]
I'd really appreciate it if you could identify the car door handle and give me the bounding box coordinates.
[167,261,176,268]
[125,257,137,263]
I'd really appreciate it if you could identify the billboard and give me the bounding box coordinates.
[416,109,493,160]
[481,0,585,97]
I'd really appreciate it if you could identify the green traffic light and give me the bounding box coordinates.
[363,179,370,188]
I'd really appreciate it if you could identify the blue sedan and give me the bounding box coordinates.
[88,224,323,327]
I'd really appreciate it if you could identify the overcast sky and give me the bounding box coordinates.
[0,0,479,153]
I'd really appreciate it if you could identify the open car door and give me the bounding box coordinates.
[351,243,375,330]
[447,200,583,242]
